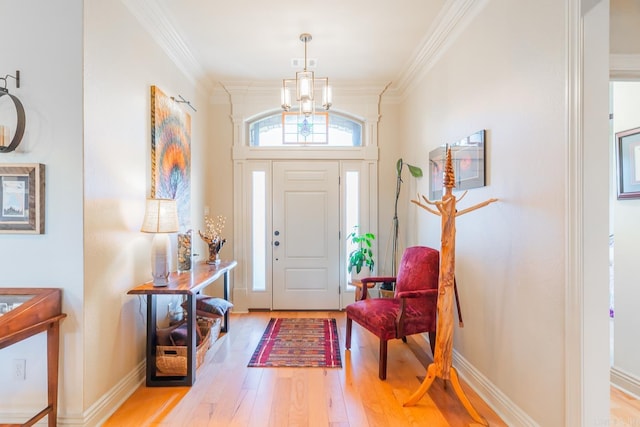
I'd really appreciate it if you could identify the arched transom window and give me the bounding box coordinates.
[249,111,363,147]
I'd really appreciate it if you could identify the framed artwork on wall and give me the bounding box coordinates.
[429,130,486,201]
[0,163,45,234]
[615,127,640,199]
[150,85,191,230]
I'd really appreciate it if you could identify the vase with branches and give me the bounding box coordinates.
[199,214,226,264]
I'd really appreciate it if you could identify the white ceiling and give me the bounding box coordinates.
[125,0,452,89]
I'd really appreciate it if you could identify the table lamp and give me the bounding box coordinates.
[141,198,179,286]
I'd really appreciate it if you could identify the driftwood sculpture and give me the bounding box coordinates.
[404,146,497,426]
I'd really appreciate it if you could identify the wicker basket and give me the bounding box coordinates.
[209,316,222,342]
[379,289,395,298]
[156,318,220,376]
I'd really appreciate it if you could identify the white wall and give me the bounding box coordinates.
[83,0,211,421]
[392,0,610,425]
[1,0,211,423]
[0,0,85,420]
[610,0,640,55]
[377,104,405,275]
[611,81,640,393]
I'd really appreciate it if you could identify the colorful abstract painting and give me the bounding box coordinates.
[151,86,191,230]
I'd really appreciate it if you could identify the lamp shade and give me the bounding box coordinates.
[141,198,179,233]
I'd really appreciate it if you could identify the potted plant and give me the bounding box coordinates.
[347,226,375,278]
[391,158,423,275]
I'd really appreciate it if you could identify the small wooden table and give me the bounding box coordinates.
[127,260,236,387]
[0,288,66,427]
[351,279,376,301]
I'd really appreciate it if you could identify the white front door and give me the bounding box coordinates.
[272,161,341,310]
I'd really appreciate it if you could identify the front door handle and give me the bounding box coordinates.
[274,241,280,246]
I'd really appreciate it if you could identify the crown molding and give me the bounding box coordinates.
[390,0,488,100]
[124,0,489,102]
[610,54,640,80]
[122,0,214,91]
[211,81,389,105]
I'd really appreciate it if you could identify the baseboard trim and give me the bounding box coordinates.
[74,361,145,426]
[452,349,538,426]
[611,366,640,399]
[418,334,537,426]
[0,361,145,426]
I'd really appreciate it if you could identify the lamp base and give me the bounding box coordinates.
[152,275,170,287]
[151,233,171,287]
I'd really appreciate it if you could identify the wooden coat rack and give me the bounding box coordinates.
[404,145,497,425]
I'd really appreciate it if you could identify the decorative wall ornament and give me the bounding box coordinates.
[150,85,191,230]
[615,127,640,199]
[0,163,45,234]
[0,71,26,153]
[177,229,192,271]
[428,129,486,200]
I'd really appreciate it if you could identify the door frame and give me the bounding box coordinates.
[232,156,377,312]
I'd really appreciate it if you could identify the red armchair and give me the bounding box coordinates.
[345,246,440,380]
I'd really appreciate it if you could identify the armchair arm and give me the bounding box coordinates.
[357,276,396,300]
[360,276,396,285]
[396,289,438,299]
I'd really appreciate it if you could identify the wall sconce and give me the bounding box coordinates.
[0,71,26,153]
[170,94,197,112]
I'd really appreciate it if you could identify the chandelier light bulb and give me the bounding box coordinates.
[281,87,291,111]
[299,77,311,100]
[322,85,332,110]
[301,99,313,116]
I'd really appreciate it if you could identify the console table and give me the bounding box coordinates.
[127,260,236,387]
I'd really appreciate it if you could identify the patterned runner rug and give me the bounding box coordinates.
[248,318,342,368]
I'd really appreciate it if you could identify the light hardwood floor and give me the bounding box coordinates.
[104,311,639,426]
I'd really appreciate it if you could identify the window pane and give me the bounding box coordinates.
[249,114,281,147]
[329,114,362,146]
[345,171,359,290]
[252,171,266,291]
[283,112,328,144]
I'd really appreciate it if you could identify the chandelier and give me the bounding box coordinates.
[281,33,332,117]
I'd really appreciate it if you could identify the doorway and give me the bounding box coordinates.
[272,161,341,309]
[234,159,377,311]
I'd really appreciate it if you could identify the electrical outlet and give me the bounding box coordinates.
[13,359,26,380]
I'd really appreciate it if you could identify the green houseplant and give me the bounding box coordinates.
[347,226,375,275]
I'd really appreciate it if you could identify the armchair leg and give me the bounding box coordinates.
[346,317,352,349]
[379,339,388,380]
[428,331,436,357]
